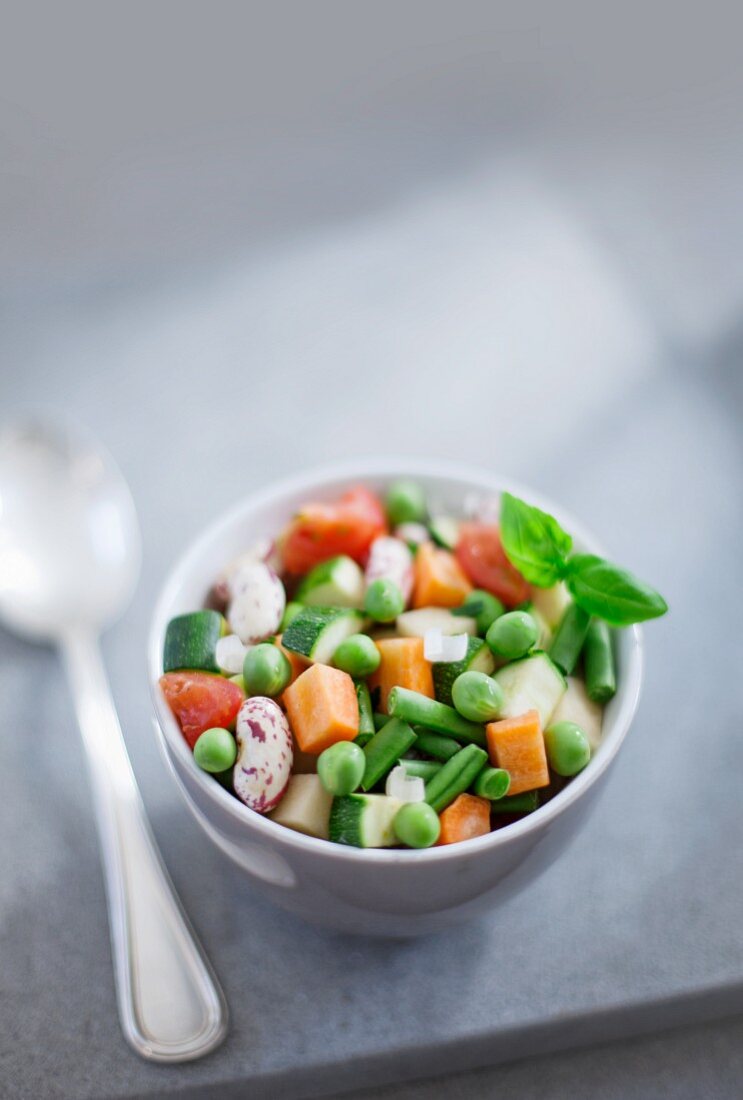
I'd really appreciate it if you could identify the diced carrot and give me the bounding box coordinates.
[412,542,472,609]
[282,663,359,754]
[369,637,434,713]
[437,793,491,845]
[485,709,549,795]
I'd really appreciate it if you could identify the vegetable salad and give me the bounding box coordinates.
[159,482,667,849]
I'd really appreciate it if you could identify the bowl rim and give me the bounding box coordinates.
[148,456,643,865]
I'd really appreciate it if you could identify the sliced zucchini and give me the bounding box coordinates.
[329,793,403,847]
[550,676,603,752]
[397,607,477,638]
[269,775,333,839]
[281,606,366,664]
[295,555,365,609]
[429,515,461,550]
[163,610,225,673]
[432,636,496,706]
[494,652,566,727]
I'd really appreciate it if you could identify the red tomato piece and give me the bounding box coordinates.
[455,523,530,607]
[281,484,387,573]
[159,671,245,750]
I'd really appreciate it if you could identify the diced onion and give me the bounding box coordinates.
[424,629,468,663]
[385,766,425,803]
[394,522,430,548]
[215,633,249,674]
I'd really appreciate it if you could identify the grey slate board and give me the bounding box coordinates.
[2,195,742,1099]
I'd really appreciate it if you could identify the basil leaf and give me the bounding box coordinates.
[566,554,668,626]
[499,492,572,587]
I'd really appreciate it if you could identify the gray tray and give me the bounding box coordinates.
[2,333,741,1099]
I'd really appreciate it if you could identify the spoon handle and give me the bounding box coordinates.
[61,630,228,1062]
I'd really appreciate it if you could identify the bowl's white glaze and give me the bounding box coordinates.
[148,459,642,936]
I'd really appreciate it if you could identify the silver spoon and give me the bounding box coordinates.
[0,420,228,1062]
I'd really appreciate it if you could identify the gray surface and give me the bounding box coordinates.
[2,7,743,1097]
[2,238,742,1098]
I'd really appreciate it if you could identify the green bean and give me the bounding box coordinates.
[361,718,417,791]
[583,619,617,702]
[387,687,487,747]
[364,578,405,622]
[472,767,511,800]
[548,602,591,675]
[385,479,427,525]
[355,680,375,745]
[393,802,440,848]
[413,729,462,761]
[486,610,539,660]
[424,744,489,813]
[544,721,591,776]
[373,711,390,731]
[490,791,539,814]
[400,758,443,782]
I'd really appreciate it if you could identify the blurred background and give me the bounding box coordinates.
[2,3,743,1098]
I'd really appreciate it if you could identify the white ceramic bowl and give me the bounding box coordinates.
[149,459,642,937]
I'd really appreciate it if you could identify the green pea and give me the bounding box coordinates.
[364,578,405,623]
[385,479,427,525]
[333,633,381,677]
[280,601,303,631]
[544,721,591,776]
[455,589,505,634]
[393,801,441,848]
[243,643,292,697]
[193,727,238,773]
[451,670,504,722]
[317,741,366,796]
[486,610,539,660]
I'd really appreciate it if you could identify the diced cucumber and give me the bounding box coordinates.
[281,606,366,664]
[329,793,403,847]
[397,607,477,638]
[531,582,571,630]
[429,515,461,551]
[494,652,566,727]
[432,637,496,706]
[295,555,365,609]
[550,676,603,752]
[269,775,333,839]
[163,610,225,673]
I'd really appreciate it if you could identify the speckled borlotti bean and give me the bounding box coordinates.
[227,561,286,643]
[364,536,413,605]
[233,697,293,813]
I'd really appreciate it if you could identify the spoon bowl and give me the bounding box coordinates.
[0,421,140,639]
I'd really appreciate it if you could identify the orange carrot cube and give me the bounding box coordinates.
[412,542,472,608]
[485,709,549,795]
[437,793,491,845]
[283,663,359,754]
[369,637,434,713]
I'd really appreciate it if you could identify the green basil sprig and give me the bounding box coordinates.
[500,491,572,587]
[499,493,667,628]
